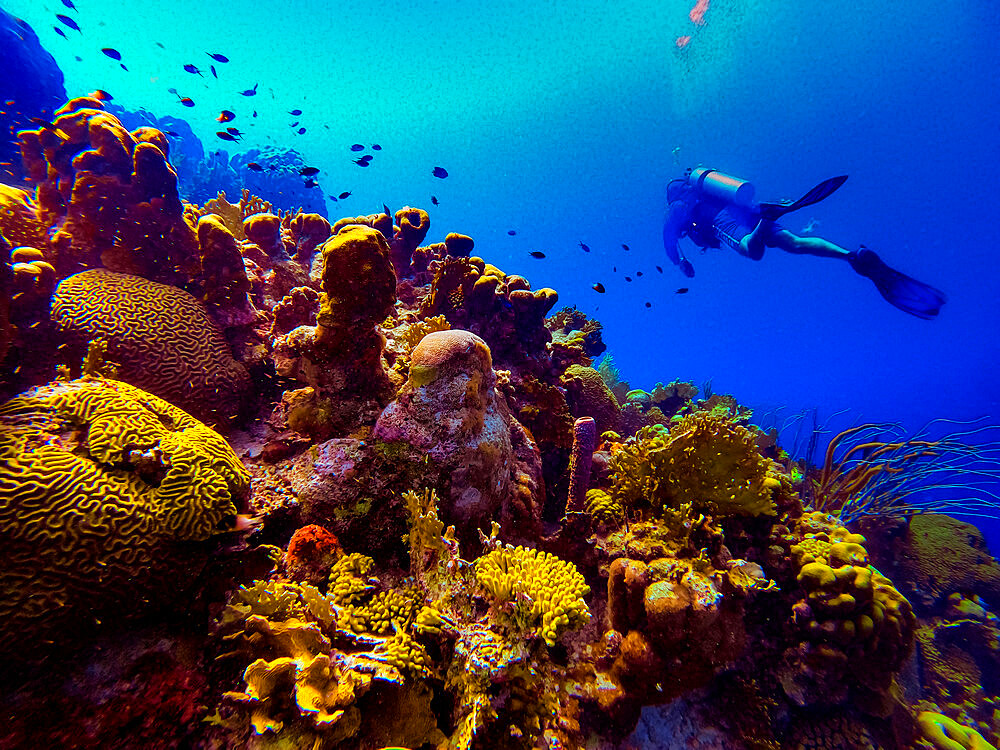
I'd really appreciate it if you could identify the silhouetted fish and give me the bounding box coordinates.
[622,243,630,251]
[246,162,264,171]
[372,144,381,150]
[529,251,546,259]
[239,84,258,96]
[208,53,229,62]
[156,42,165,48]
[61,0,77,11]
[625,276,632,282]
[101,48,121,60]
[289,109,302,116]
[655,265,663,273]
[210,65,218,79]
[297,127,306,134]
[54,27,67,39]
[74,54,82,61]
[252,110,258,118]
[592,283,606,293]
[289,121,299,127]
[299,167,319,176]
[164,130,179,137]
[216,131,236,141]
[56,14,81,32]
[328,195,338,201]
[432,166,448,178]
[579,242,590,253]
[431,196,439,205]
[350,144,364,151]
[354,158,369,167]
[339,191,352,199]
[383,203,391,217]
[508,230,516,236]
[178,97,194,107]
[636,271,643,277]
[216,110,235,122]
[645,302,652,307]
[675,287,689,294]
[120,64,128,71]
[226,127,242,137]
[184,64,203,76]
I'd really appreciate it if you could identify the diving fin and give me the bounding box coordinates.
[758,175,849,221]
[848,246,947,319]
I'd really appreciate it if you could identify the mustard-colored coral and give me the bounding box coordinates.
[339,587,420,635]
[391,315,452,374]
[918,711,997,750]
[609,412,779,517]
[474,545,590,647]
[0,377,250,653]
[51,269,250,426]
[585,488,624,526]
[328,552,376,606]
[372,629,433,678]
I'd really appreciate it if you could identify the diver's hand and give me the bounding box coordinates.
[679,259,695,278]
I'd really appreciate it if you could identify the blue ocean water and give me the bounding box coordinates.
[4,0,999,548]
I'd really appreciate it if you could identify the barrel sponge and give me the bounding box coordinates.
[474,545,591,647]
[51,269,250,426]
[0,377,251,652]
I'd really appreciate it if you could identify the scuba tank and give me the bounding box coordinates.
[688,167,756,208]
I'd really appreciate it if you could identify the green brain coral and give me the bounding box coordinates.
[475,545,590,647]
[609,412,779,517]
[0,376,250,654]
[51,269,250,426]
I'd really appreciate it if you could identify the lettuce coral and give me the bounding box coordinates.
[0,376,250,656]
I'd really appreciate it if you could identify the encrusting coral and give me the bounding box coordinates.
[0,376,250,657]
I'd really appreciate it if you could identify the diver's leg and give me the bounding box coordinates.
[738,219,774,260]
[766,228,851,260]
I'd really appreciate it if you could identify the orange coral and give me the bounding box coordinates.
[288,212,331,263]
[195,215,255,327]
[0,184,48,250]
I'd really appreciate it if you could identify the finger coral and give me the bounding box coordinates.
[609,412,779,518]
[51,269,251,426]
[0,376,250,657]
[474,544,590,647]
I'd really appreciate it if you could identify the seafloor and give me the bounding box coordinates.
[1,95,999,750]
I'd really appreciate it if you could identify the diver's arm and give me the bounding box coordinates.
[663,200,696,277]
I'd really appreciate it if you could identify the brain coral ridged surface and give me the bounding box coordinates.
[51,269,250,426]
[0,377,251,656]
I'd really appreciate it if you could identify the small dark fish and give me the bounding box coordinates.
[179,97,195,107]
[645,302,652,308]
[226,127,243,137]
[529,251,546,259]
[56,14,81,32]
[289,109,302,116]
[164,130,179,137]
[167,87,177,94]
[252,110,258,118]
[636,271,643,277]
[239,83,258,96]
[289,121,299,127]
[156,42,165,49]
[622,243,630,251]
[208,53,229,63]
[210,65,218,79]
[592,283,606,293]
[625,276,632,282]
[382,203,391,217]
[61,0,77,10]
[216,131,236,141]
[371,144,381,150]
[183,64,203,76]
[431,195,439,205]
[432,166,448,179]
[354,158,369,166]
[339,191,352,200]
[579,241,590,252]
[54,26,67,39]
[507,230,516,236]
[613,266,617,272]
[246,162,264,171]
[350,144,364,152]
[74,55,82,61]
[120,63,128,71]
[359,154,372,162]
[304,179,319,188]
[216,110,235,122]
[328,195,338,201]
[297,127,306,134]
[675,287,689,294]
[299,167,319,176]
[655,265,663,273]
[101,48,121,61]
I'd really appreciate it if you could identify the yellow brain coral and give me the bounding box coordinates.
[474,545,590,647]
[609,412,779,517]
[0,377,250,654]
[51,269,251,426]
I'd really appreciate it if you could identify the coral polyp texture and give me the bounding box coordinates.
[50,268,251,426]
[0,376,250,657]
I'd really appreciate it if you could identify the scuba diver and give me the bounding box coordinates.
[663,168,947,319]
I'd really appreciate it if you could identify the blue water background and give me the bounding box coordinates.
[6,0,1000,546]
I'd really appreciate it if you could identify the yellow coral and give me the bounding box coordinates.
[338,588,420,635]
[328,552,376,606]
[918,711,997,750]
[609,412,778,517]
[391,315,452,374]
[373,629,433,679]
[474,545,590,647]
[585,488,624,526]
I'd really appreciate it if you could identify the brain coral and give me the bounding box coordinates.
[0,377,251,656]
[560,363,622,435]
[51,269,250,426]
